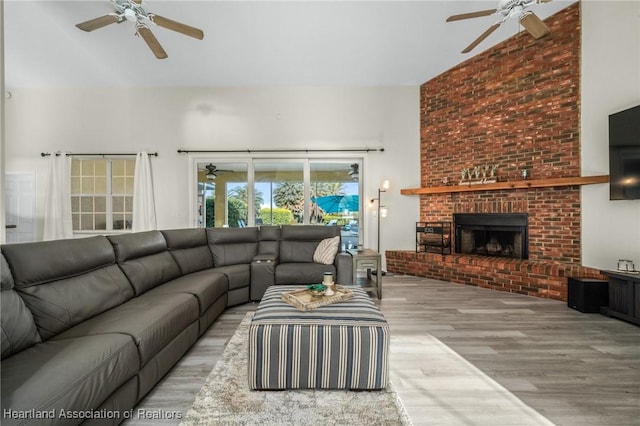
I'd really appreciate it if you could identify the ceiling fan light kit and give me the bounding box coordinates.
[447,0,553,54]
[203,164,233,181]
[76,0,204,59]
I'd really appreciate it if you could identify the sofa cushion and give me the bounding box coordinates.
[1,235,116,286]
[1,252,14,288]
[1,254,41,359]
[144,269,228,314]
[53,292,198,365]
[213,264,250,291]
[2,238,135,340]
[1,289,42,360]
[313,236,340,265]
[275,263,336,285]
[279,225,341,263]
[161,228,214,274]
[108,231,181,295]
[207,227,259,266]
[0,333,138,425]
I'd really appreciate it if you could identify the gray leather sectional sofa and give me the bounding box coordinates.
[1,225,351,426]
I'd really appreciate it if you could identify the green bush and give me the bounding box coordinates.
[228,197,248,228]
[205,198,214,227]
[260,208,293,225]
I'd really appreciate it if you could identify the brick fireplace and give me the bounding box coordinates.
[454,213,528,259]
[387,3,606,301]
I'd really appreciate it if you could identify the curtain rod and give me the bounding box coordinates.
[41,152,158,157]
[177,148,384,154]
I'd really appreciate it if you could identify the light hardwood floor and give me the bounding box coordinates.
[126,275,640,425]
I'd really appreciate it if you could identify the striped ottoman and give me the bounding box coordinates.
[248,285,389,390]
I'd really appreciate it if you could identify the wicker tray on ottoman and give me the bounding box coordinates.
[249,285,389,390]
[281,285,354,311]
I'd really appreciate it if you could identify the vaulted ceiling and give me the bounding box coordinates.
[3,0,574,88]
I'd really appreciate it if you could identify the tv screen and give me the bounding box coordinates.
[609,105,640,200]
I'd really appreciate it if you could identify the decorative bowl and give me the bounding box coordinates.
[307,284,327,297]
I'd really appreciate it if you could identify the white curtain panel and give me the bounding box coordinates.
[43,153,73,240]
[132,152,157,232]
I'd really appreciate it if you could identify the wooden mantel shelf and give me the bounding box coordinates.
[400,175,609,195]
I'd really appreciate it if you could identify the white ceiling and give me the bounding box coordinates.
[3,0,575,88]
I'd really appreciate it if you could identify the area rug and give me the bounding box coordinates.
[181,312,412,426]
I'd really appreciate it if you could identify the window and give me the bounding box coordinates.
[196,158,361,249]
[71,158,135,231]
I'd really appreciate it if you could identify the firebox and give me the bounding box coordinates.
[454,213,528,259]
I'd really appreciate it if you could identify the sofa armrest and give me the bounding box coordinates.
[253,254,278,262]
[250,255,278,301]
[335,253,353,286]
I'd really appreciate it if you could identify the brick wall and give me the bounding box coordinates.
[388,3,604,301]
[386,251,606,301]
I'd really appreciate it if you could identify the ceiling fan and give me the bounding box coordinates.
[447,0,553,54]
[347,163,359,181]
[76,0,204,59]
[203,164,233,180]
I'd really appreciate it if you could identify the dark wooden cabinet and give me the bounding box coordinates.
[601,270,640,326]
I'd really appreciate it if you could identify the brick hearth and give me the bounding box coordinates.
[386,251,605,301]
[388,3,606,301]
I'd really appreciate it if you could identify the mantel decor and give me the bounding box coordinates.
[459,164,498,185]
[401,175,609,195]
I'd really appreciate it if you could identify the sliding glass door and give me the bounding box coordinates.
[255,161,304,225]
[196,162,248,228]
[309,162,360,248]
[195,158,361,235]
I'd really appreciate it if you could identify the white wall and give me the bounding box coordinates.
[1,0,6,244]
[3,86,420,258]
[581,1,640,270]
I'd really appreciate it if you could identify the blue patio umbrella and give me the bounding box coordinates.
[312,195,359,214]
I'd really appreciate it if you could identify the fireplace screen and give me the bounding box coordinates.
[454,213,528,259]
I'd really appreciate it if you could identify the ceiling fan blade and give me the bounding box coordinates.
[76,15,120,32]
[150,15,204,40]
[136,26,168,59]
[446,9,496,22]
[462,23,501,53]
[519,12,551,39]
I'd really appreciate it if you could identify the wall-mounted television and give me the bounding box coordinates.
[609,105,640,200]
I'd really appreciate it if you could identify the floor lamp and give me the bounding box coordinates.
[371,180,390,255]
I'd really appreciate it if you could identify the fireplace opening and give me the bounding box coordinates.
[454,213,528,259]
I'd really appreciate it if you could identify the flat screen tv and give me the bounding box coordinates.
[609,105,640,200]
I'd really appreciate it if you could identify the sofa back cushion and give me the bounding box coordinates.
[161,228,214,275]
[1,253,42,359]
[258,226,281,256]
[108,231,181,296]
[207,227,259,267]
[279,225,341,263]
[1,236,133,341]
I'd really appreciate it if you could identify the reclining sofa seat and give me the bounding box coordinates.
[249,225,352,300]
[0,237,141,425]
[206,227,258,306]
[276,225,351,285]
[159,228,229,334]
